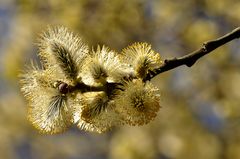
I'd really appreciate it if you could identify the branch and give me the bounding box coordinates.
[69,82,122,93]
[66,27,240,93]
[145,27,240,81]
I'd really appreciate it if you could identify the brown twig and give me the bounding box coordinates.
[64,27,240,92]
[144,27,240,81]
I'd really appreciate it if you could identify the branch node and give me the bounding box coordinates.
[202,42,208,52]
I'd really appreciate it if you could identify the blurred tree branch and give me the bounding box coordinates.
[145,27,240,81]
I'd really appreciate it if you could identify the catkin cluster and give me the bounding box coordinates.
[20,26,162,134]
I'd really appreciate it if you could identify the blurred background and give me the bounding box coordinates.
[0,0,240,159]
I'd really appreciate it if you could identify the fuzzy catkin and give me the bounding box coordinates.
[38,26,89,84]
[20,67,74,134]
[114,79,161,126]
[121,42,162,79]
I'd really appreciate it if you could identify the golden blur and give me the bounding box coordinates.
[0,0,240,158]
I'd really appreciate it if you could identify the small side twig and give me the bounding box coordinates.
[145,27,240,81]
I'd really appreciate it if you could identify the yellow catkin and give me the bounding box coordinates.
[73,92,124,133]
[121,42,163,79]
[81,45,131,86]
[115,79,161,126]
[38,26,89,84]
[20,66,73,134]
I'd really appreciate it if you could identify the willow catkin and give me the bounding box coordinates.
[81,45,131,86]
[20,66,74,134]
[38,26,89,84]
[115,79,161,126]
[74,91,123,133]
[121,42,162,79]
